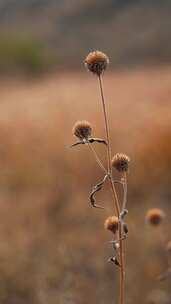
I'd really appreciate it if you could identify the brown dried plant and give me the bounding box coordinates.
[71,50,130,304]
[145,208,171,282]
[146,208,165,226]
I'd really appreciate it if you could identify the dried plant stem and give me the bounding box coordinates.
[109,178,120,219]
[122,172,127,211]
[122,172,128,294]
[110,178,125,304]
[98,74,125,304]
[87,142,108,174]
[119,222,125,304]
[98,75,112,174]
[98,75,120,214]
[98,75,120,212]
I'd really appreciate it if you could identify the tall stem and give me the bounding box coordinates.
[119,222,125,304]
[98,75,120,214]
[121,172,127,304]
[98,74,125,304]
[109,178,125,304]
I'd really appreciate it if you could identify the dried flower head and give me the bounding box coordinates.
[104,216,119,234]
[166,241,171,253]
[85,51,109,76]
[112,153,130,172]
[146,208,165,226]
[72,120,92,140]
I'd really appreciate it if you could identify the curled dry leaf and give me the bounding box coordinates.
[90,174,108,209]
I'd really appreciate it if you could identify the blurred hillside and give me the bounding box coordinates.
[0,0,171,73]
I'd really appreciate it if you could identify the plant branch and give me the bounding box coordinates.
[87,142,108,175]
[98,75,112,174]
[98,74,125,304]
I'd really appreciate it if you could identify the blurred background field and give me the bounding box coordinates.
[0,1,171,304]
[0,0,171,74]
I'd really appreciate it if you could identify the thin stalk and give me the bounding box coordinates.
[98,75,112,174]
[120,172,127,304]
[87,142,108,175]
[119,222,125,304]
[98,74,125,304]
[110,177,125,304]
[98,75,120,212]
[122,172,127,211]
[109,178,120,219]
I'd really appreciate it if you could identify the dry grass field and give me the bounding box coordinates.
[0,67,171,303]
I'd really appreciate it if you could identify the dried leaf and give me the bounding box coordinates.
[108,257,121,267]
[88,138,107,145]
[89,175,108,209]
[70,141,85,147]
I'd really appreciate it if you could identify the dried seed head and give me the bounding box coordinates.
[112,153,130,172]
[166,241,171,253]
[85,51,109,76]
[146,208,165,226]
[72,120,92,140]
[104,216,119,234]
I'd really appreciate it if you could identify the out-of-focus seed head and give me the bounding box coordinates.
[84,51,109,76]
[166,241,171,253]
[146,208,165,226]
[104,216,119,234]
[112,153,130,172]
[72,120,92,140]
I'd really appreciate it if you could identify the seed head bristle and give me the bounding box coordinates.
[84,51,109,76]
[72,120,92,140]
[104,216,119,234]
[146,208,165,226]
[112,153,130,172]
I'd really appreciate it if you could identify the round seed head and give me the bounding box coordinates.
[166,241,171,253]
[104,216,119,234]
[84,51,109,76]
[112,153,130,172]
[146,208,165,226]
[72,120,92,140]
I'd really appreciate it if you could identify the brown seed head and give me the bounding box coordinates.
[112,153,130,172]
[85,51,109,76]
[166,240,171,253]
[146,208,165,226]
[104,216,119,234]
[72,120,92,140]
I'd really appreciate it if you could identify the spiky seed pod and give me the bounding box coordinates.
[166,241,171,253]
[146,208,165,226]
[104,216,119,234]
[84,51,109,76]
[112,153,130,172]
[72,120,92,140]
